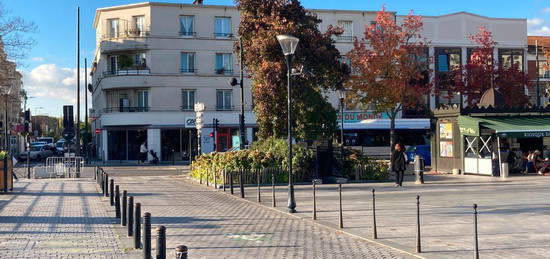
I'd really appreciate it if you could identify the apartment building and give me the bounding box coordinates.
[0,40,22,155]
[90,1,528,162]
[527,36,550,106]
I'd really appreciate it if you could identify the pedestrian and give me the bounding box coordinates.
[391,143,407,187]
[139,142,148,164]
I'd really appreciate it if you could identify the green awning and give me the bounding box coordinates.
[458,116,550,138]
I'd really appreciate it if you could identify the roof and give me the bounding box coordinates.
[528,36,550,47]
[458,116,550,138]
[398,11,526,21]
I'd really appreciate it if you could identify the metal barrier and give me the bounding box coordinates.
[45,157,84,178]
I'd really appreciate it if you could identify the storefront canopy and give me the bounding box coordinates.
[458,116,550,138]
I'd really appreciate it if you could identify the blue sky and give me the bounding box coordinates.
[3,0,550,116]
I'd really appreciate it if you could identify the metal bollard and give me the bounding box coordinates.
[128,196,134,236]
[239,169,245,198]
[175,245,188,259]
[338,183,343,229]
[272,172,276,207]
[104,174,109,197]
[416,195,421,253]
[122,190,127,226]
[156,225,166,259]
[473,204,479,259]
[143,212,152,259]
[206,169,209,187]
[115,185,121,218]
[312,179,317,220]
[229,171,234,195]
[372,189,377,239]
[134,203,142,249]
[110,179,115,206]
[223,169,226,192]
[257,170,261,203]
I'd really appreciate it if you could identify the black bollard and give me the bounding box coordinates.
[239,169,245,198]
[312,179,317,220]
[223,169,226,192]
[122,190,127,226]
[338,183,343,229]
[110,179,115,206]
[175,245,188,259]
[104,174,109,197]
[372,189,377,239]
[134,203,142,249]
[206,169,209,187]
[143,212,152,259]
[257,170,261,203]
[272,171,276,207]
[115,185,121,218]
[213,169,217,189]
[416,195,421,253]
[128,196,134,236]
[474,204,479,259]
[156,225,166,259]
[229,171,234,195]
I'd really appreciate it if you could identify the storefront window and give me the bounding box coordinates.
[498,48,524,71]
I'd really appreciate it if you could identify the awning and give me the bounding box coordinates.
[341,119,430,130]
[458,116,550,138]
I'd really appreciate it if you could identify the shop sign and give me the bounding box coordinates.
[336,111,388,123]
[439,141,453,157]
[185,117,196,128]
[499,131,550,138]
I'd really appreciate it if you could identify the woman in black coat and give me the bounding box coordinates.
[391,143,407,187]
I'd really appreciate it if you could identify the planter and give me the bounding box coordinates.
[0,157,13,192]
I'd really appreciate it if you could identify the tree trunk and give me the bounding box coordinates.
[388,109,398,171]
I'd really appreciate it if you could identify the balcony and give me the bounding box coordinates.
[214,68,233,75]
[336,35,354,42]
[180,68,197,74]
[103,68,151,77]
[179,31,196,37]
[103,107,150,113]
[216,105,234,111]
[214,32,233,38]
[102,25,151,40]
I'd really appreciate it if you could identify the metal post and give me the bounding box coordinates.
[536,40,541,107]
[144,212,152,259]
[156,225,166,259]
[223,169,226,192]
[104,173,109,197]
[372,189,377,239]
[239,37,246,150]
[84,58,89,162]
[213,168,217,189]
[2,156,7,193]
[257,170,261,203]
[474,204,479,259]
[338,183,343,229]
[128,196,134,236]
[175,245,188,259]
[206,168,209,187]
[122,190,127,226]
[286,54,296,213]
[272,171,276,207]
[312,180,317,220]
[239,169,245,198]
[115,185,121,218]
[76,6,81,157]
[134,203,141,249]
[27,144,30,179]
[340,94,345,174]
[229,171,234,195]
[110,179,114,206]
[416,195,421,253]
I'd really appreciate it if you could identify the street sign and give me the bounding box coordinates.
[95,128,102,134]
[185,117,196,128]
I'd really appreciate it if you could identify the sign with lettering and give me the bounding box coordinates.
[336,111,388,123]
[499,131,550,138]
[185,117,196,128]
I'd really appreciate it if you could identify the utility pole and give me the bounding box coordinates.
[75,6,81,156]
[536,40,541,107]
[84,58,88,161]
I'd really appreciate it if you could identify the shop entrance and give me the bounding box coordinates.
[517,138,543,152]
[216,128,232,152]
[160,129,196,161]
[107,129,147,161]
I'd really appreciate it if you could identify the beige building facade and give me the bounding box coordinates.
[0,40,22,155]
[90,2,528,161]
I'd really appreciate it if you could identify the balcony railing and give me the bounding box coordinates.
[179,31,196,37]
[336,35,354,41]
[214,32,233,38]
[214,68,233,75]
[102,25,151,40]
[216,105,234,111]
[103,68,151,76]
[103,107,150,113]
[180,68,197,73]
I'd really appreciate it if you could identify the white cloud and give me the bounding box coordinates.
[31,57,44,62]
[528,18,544,27]
[543,7,550,13]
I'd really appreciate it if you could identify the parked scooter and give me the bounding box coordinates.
[149,150,159,165]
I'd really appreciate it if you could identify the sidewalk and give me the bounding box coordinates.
[233,173,550,259]
[111,175,416,258]
[0,179,130,258]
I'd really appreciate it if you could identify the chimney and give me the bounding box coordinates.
[193,0,203,4]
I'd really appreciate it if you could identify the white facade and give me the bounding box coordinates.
[91,2,528,161]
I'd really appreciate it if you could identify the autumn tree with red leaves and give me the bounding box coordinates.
[347,7,431,150]
[454,26,530,107]
[236,0,349,141]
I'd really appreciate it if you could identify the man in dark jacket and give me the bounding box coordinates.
[391,143,407,187]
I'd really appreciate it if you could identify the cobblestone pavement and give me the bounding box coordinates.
[0,178,129,258]
[231,173,550,259]
[112,175,415,259]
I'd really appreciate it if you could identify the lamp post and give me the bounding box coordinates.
[277,34,299,213]
[229,37,246,150]
[339,90,345,171]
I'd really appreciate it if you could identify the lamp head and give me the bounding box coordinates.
[276,35,299,56]
[229,77,238,87]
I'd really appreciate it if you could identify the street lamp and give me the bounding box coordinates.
[277,34,299,213]
[339,90,346,171]
[229,37,246,150]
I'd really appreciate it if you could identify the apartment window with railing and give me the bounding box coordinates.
[179,15,195,36]
[214,17,232,38]
[337,20,353,41]
[131,15,145,36]
[137,90,149,112]
[216,89,232,110]
[215,53,233,74]
[106,53,149,76]
[499,48,524,71]
[181,90,195,111]
[181,52,196,73]
[108,19,119,38]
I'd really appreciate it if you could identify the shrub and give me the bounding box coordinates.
[343,149,389,181]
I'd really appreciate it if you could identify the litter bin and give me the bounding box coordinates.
[414,155,425,184]
[500,162,509,179]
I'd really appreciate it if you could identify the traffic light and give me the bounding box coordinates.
[24,109,30,122]
[214,118,219,130]
[209,132,214,138]
[63,105,74,129]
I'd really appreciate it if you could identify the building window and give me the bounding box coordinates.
[179,15,195,36]
[137,90,149,112]
[214,17,232,37]
[435,48,461,72]
[337,20,353,41]
[499,49,524,71]
[132,16,145,36]
[108,19,119,38]
[109,56,117,74]
[133,53,146,67]
[339,55,354,74]
[180,52,196,73]
[216,89,232,110]
[181,90,195,111]
[538,61,550,78]
[215,53,233,74]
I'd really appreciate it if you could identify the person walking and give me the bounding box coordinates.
[391,143,407,187]
[139,142,148,164]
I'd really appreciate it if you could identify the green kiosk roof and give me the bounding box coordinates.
[458,116,550,138]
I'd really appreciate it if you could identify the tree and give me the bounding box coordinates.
[0,2,36,62]
[454,26,530,107]
[236,0,349,141]
[347,7,431,151]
